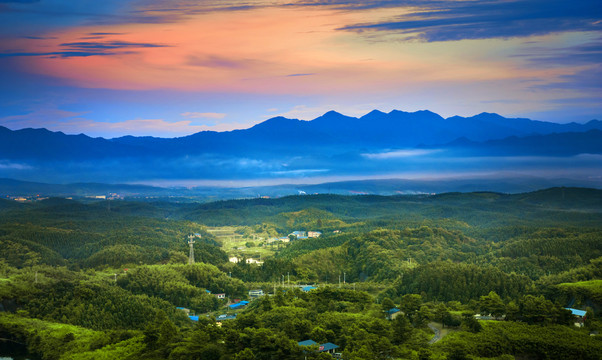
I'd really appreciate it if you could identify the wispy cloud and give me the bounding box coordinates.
[180,112,227,119]
[339,0,602,42]
[516,37,602,67]
[0,40,169,58]
[60,41,168,50]
[0,160,33,171]
[362,149,441,160]
[187,55,252,69]
[0,51,120,58]
[45,118,251,138]
[270,168,330,176]
[88,32,126,36]
[0,107,241,137]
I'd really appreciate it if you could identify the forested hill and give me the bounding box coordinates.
[1,186,600,278]
[1,186,601,359]
[178,187,602,227]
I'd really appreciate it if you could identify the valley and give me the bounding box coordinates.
[1,188,601,359]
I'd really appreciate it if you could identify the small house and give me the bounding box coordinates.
[215,293,226,299]
[176,307,191,315]
[319,342,340,354]
[565,308,587,327]
[216,314,237,326]
[298,339,340,356]
[249,289,264,298]
[386,307,400,319]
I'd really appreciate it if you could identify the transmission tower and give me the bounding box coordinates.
[188,234,197,265]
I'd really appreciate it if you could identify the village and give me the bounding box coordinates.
[178,228,592,359]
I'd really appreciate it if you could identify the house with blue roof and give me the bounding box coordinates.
[319,343,340,354]
[386,307,400,319]
[176,307,191,316]
[298,340,317,347]
[302,286,317,292]
[565,307,587,327]
[298,339,340,356]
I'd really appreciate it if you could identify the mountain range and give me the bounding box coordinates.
[0,109,601,188]
[2,110,602,160]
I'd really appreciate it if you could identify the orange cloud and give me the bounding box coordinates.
[10,5,589,103]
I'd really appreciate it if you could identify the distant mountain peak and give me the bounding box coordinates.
[320,110,347,119]
[473,112,506,120]
[366,109,386,116]
[360,109,387,121]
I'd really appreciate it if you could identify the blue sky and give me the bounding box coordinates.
[0,0,600,138]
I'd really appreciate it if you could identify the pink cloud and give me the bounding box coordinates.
[180,112,227,119]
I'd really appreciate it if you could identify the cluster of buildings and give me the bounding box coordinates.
[289,230,322,240]
[266,230,324,244]
[228,256,264,265]
[7,195,48,202]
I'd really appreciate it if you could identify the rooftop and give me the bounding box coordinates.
[565,308,587,317]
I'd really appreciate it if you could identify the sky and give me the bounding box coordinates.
[0,0,601,138]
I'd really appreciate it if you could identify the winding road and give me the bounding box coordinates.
[428,322,443,344]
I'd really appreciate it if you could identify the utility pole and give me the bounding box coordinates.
[114,273,117,282]
[338,274,341,288]
[344,272,346,284]
[287,272,290,288]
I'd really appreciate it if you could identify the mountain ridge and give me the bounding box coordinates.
[1,109,601,184]
[2,109,601,160]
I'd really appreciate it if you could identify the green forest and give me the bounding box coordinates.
[0,187,601,359]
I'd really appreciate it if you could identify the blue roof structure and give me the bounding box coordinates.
[298,340,339,352]
[387,307,400,314]
[302,286,317,292]
[565,308,587,317]
[298,340,318,346]
[188,315,199,321]
[205,289,211,293]
[229,300,249,309]
[319,343,339,352]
